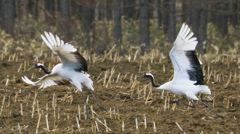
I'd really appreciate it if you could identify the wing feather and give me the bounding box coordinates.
[170,23,203,85]
[22,75,66,89]
[41,32,88,72]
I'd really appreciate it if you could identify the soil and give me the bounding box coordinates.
[0,53,239,133]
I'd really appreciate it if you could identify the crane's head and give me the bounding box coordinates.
[144,72,154,78]
[28,63,44,70]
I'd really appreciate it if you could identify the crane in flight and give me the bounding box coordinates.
[144,24,224,119]
[22,32,107,119]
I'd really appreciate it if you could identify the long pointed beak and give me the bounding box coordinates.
[28,66,36,70]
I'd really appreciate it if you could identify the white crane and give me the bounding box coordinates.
[144,24,224,119]
[22,32,106,119]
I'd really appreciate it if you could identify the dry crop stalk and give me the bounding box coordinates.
[109,108,112,119]
[122,120,125,132]
[0,95,6,116]
[58,107,60,120]
[45,114,49,131]
[164,96,167,111]
[144,114,147,129]
[96,118,112,132]
[36,113,42,134]
[17,63,23,72]
[78,104,81,120]
[139,60,142,73]
[113,107,116,119]
[20,103,23,116]
[104,119,108,132]
[91,105,94,118]
[152,121,156,132]
[175,122,183,131]
[15,91,18,102]
[95,121,99,132]
[117,108,120,120]
[135,118,138,131]
[116,73,121,83]
[84,104,87,120]
[76,116,80,132]
[133,50,139,62]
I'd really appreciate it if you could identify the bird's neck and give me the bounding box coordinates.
[40,66,51,74]
[149,76,160,88]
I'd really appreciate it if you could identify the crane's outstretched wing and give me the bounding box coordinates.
[22,75,69,89]
[41,32,88,72]
[170,23,204,85]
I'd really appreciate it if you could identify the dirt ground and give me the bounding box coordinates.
[0,52,239,133]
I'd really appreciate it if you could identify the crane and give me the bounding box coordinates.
[22,32,107,119]
[144,24,224,119]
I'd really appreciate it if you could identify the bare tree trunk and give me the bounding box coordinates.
[1,0,15,36]
[229,0,238,26]
[163,0,169,34]
[44,0,55,25]
[191,0,199,39]
[182,0,190,23]
[139,0,150,53]
[82,3,94,49]
[113,0,122,46]
[219,0,228,36]
[198,0,208,55]
[156,0,162,27]
[59,0,70,41]
[16,0,28,20]
[123,0,136,20]
[0,0,3,27]
[28,0,39,21]
[167,0,176,42]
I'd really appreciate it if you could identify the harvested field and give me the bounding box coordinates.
[0,42,239,133]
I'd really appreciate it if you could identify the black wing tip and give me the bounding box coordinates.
[71,51,88,72]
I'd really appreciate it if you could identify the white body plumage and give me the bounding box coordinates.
[144,23,211,100]
[50,63,94,91]
[22,32,106,119]
[144,24,224,118]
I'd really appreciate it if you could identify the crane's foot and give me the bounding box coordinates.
[87,90,107,112]
[198,100,225,119]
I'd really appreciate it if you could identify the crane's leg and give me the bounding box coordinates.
[170,99,195,108]
[80,91,90,119]
[198,100,224,119]
[87,89,107,112]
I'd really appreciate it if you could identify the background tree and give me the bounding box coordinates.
[82,1,95,49]
[0,0,238,53]
[16,0,28,21]
[0,0,3,27]
[123,0,136,20]
[162,0,169,34]
[1,0,15,36]
[167,0,176,42]
[113,0,122,46]
[219,0,228,36]
[27,0,39,21]
[44,0,55,25]
[156,0,162,27]
[190,0,200,39]
[139,0,150,53]
[198,0,208,54]
[59,0,70,41]
[182,0,190,23]
[229,0,238,26]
